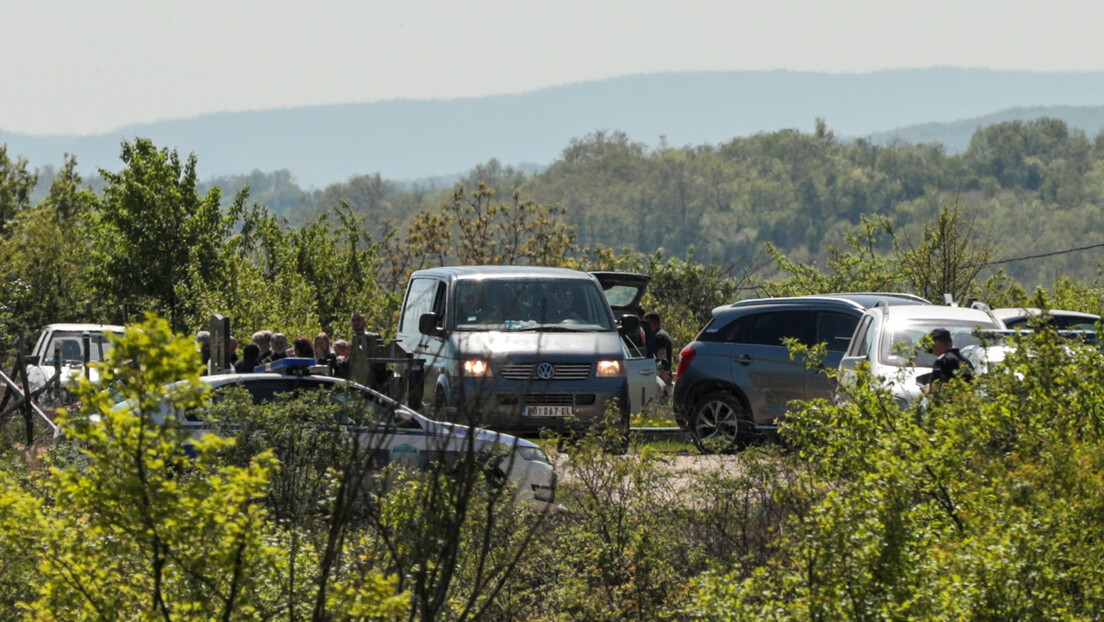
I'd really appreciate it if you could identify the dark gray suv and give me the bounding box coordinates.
[672,293,928,450]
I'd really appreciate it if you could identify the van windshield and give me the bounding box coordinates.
[454,279,613,332]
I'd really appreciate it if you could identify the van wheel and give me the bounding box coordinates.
[690,391,753,453]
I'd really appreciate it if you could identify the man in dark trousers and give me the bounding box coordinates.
[643,311,674,387]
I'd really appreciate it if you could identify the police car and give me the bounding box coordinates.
[114,358,557,509]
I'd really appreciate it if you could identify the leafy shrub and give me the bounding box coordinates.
[690,328,1104,619]
[0,316,410,620]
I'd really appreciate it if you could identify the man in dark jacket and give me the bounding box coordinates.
[643,311,674,387]
[924,328,973,390]
[234,343,261,373]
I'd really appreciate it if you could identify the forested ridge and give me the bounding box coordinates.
[198,116,1104,288]
[7,115,1104,345]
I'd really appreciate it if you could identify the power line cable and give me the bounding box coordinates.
[726,239,1103,293]
[987,241,1104,266]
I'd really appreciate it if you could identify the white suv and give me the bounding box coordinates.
[838,304,1002,406]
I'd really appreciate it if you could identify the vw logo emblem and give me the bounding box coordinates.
[536,362,556,380]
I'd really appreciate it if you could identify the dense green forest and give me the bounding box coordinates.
[5,116,1104,349]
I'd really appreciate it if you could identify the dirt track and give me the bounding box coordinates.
[552,451,747,488]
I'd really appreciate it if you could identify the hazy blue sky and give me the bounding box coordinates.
[4,0,1104,135]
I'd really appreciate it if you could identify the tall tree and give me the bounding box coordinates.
[0,144,37,234]
[381,183,578,292]
[895,203,999,305]
[92,139,242,332]
[0,155,98,332]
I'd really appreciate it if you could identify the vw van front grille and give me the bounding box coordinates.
[497,393,596,406]
[520,393,575,406]
[500,362,592,381]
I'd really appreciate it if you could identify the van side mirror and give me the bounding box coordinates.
[619,314,641,335]
[419,312,443,336]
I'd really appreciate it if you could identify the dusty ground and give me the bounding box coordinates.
[551,451,747,489]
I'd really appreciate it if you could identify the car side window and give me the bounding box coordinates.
[817,312,859,353]
[850,316,875,358]
[433,281,447,323]
[622,334,648,360]
[327,386,416,428]
[735,311,815,347]
[210,378,316,404]
[699,315,742,343]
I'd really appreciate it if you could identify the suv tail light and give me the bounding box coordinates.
[675,345,696,378]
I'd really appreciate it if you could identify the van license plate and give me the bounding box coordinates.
[524,406,573,417]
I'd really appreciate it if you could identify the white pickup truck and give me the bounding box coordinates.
[25,323,125,401]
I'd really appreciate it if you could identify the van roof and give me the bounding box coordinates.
[411,265,594,280]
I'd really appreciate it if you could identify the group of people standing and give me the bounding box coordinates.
[198,312,371,379]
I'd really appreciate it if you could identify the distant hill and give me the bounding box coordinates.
[866,105,1104,152]
[5,68,1104,188]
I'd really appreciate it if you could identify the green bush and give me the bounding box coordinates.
[0,316,410,620]
[689,328,1104,620]
[8,313,1104,619]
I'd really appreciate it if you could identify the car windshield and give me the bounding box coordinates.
[44,331,121,364]
[878,318,1001,368]
[454,278,613,332]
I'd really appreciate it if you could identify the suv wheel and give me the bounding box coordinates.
[690,391,753,453]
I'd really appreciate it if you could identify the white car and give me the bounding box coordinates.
[961,328,1096,377]
[111,358,557,510]
[960,341,1014,376]
[25,323,126,400]
[991,307,1100,331]
[839,304,1002,406]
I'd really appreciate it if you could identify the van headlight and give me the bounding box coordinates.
[463,359,491,376]
[596,360,622,377]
